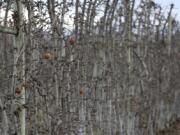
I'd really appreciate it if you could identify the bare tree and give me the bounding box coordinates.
[0,0,180,135]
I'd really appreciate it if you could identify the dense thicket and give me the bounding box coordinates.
[0,0,180,135]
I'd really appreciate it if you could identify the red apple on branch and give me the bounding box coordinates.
[68,36,76,45]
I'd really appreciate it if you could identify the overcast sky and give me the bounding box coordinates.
[0,0,180,22]
[155,0,180,20]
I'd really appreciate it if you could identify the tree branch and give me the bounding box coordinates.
[0,25,17,35]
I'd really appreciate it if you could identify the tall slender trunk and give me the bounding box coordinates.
[0,98,8,135]
[4,0,11,26]
[124,1,135,135]
[124,0,134,73]
[14,0,26,134]
[79,0,87,39]
[75,0,79,38]
[85,0,92,34]
[89,0,98,34]
[47,0,60,107]
[167,4,173,56]
[101,0,110,36]
[107,0,119,34]
[3,0,11,77]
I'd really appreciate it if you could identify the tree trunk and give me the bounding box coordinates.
[0,98,8,135]
[14,0,26,134]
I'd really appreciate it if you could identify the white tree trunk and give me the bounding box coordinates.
[14,0,26,134]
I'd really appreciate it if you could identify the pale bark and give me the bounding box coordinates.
[14,0,26,134]
[47,0,60,107]
[124,0,134,72]
[0,1,25,135]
